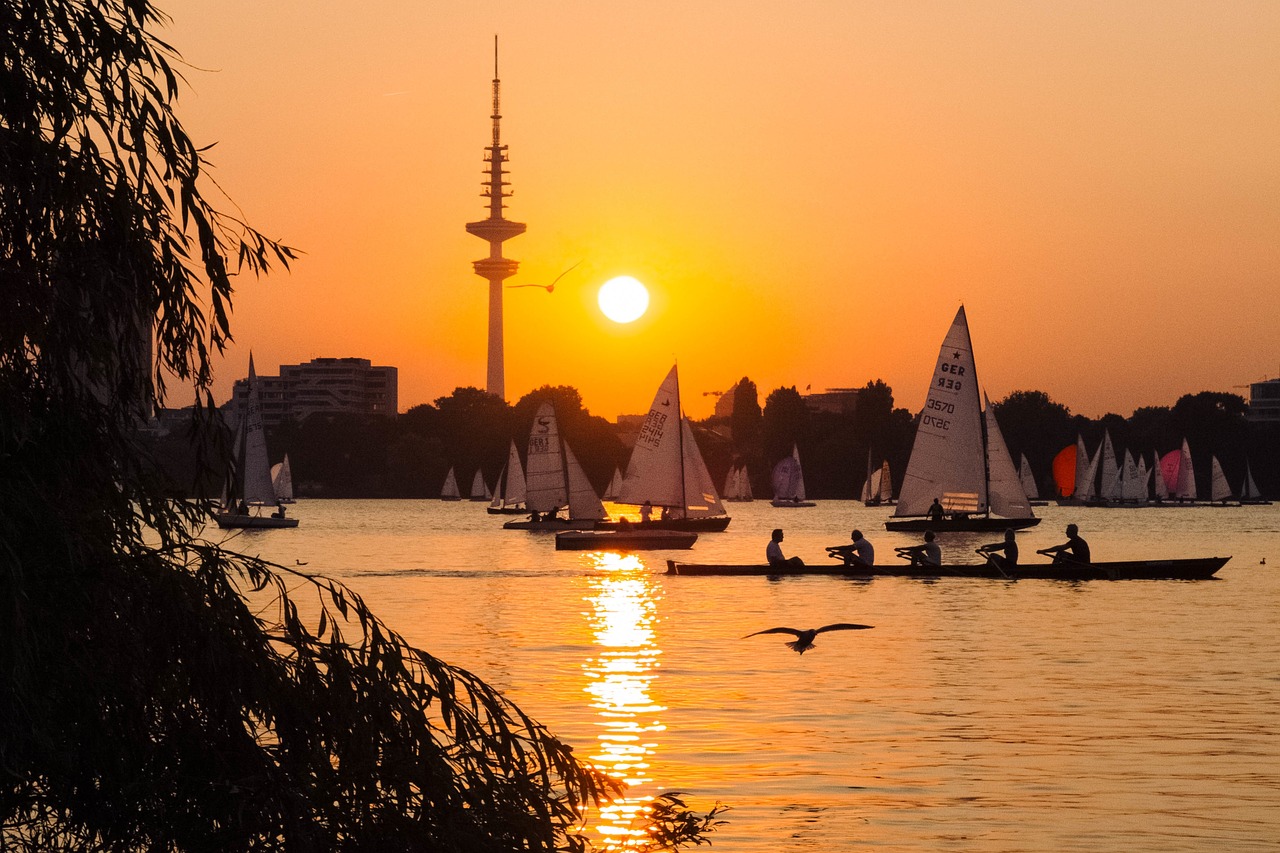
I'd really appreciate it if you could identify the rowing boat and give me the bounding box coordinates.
[665,557,1229,580]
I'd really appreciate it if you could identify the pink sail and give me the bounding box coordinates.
[1160,450,1181,497]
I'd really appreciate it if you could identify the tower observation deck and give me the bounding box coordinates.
[465,37,526,401]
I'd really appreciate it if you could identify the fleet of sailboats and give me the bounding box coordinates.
[860,451,893,507]
[722,464,754,502]
[887,306,1039,532]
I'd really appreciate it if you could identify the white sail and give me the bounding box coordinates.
[468,469,490,501]
[724,465,738,500]
[271,454,295,502]
[1018,453,1040,501]
[1120,451,1145,502]
[772,444,807,502]
[237,355,278,506]
[603,467,624,501]
[983,398,1032,520]
[1132,455,1152,502]
[1176,439,1197,500]
[619,365,686,508]
[1242,462,1262,500]
[860,450,874,502]
[739,465,753,500]
[1152,450,1169,500]
[490,440,528,509]
[525,402,569,513]
[440,467,461,500]
[680,418,726,518]
[1210,455,1233,502]
[564,441,607,520]
[1100,430,1121,501]
[877,461,893,502]
[1077,437,1101,502]
[895,306,987,518]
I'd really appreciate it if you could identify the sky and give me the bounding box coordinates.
[161,1,1280,421]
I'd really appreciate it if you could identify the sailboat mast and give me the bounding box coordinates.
[980,397,992,519]
[675,366,687,514]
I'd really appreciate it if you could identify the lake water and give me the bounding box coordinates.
[210,501,1280,851]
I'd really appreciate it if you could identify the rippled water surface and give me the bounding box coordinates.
[212,501,1280,851]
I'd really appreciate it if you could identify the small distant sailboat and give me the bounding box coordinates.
[887,306,1039,532]
[1209,455,1237,505]
[722,464,754,502]
[503,402,606,531]
[1159,439,1198,504]
[1151,449,1170,503]
[1017,453,1047,507]
[488,439,528,514]
[1239,461,1270,505]
[215,355,298,529]
[468,469,491,501]
[270,453,295,504]
[771,444,816,507]
[861,451,893,507]
[440,467,462,501]
[603,466,624,502]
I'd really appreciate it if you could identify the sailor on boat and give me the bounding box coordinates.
[826,530,875,568]
[1037,523,1091,564]
[927,498,945,522]
[977,529,1018,572]
[897,531,942,567]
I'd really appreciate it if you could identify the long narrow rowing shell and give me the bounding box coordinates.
[665,557,1229,581]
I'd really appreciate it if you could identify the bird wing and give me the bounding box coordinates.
[816,623,874,633]
[743,627,802,639]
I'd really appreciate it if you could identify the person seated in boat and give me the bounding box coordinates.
[660,505,671,521]
[271,503,286,519]
[640,501,653,524]
[898,530,942,567]
[828,529,875,567]
[1038,523,1091,564]
[237,500,249,515]
[617,516,632,530]
[950,510,970,521]
[766,528,804,570]
[927,498,945,522]
[978,528,1018,571]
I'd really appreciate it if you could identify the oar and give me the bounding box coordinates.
[975,547,1013,580]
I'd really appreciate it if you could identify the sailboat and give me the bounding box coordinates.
[468,469,491,501]
[887,306,1039,532]
[502,402,606,531]
[602,467,624,501]
[599,364,731,532]
[1209,455,1237,505]
[1151,449,1170,503]
[215,355,298,529]
[1240,461,1271,505]
[488,439,528,514]
[440,467,462,501]
[1017,453,1047,506]
[1055,434,1105,507]
[722,464,754,502]
[270,453,295,504]
[861,453,894,507]
[771,444,816,507]
[1159,439,1197,504]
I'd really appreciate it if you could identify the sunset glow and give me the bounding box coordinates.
[162,2,1280,420]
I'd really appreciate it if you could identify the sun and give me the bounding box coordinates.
[597,276,650,324]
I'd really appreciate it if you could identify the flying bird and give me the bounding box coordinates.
[743,623,873,654]
[506,259,582,293]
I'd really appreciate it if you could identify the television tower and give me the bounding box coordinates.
[465,36,525,401]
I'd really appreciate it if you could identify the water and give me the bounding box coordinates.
[211,501,1280,851]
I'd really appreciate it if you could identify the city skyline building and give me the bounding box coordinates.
[465,37,525,401]
[225,357,398,428]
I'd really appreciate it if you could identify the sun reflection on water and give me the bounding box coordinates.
[581,552,667,848]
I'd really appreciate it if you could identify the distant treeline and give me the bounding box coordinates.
[152,380,1278,501]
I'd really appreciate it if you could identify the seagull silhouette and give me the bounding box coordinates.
[743,623,873,654]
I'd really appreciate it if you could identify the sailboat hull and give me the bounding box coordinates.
[885,516,1041,532]
[595,516,731,533]
[214,513,299,529]
[487,505,529,515]
[555,530,698,551]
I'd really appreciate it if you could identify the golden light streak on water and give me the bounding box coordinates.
[581,552,668,849]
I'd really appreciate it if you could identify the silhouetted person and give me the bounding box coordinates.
[1039,523,1091,564]
[766,528,804,570]
[978,528,1018,572]
[640,500,653,524]
[927,498,945,522]
[828,529,875,567]
[899,530,942,567]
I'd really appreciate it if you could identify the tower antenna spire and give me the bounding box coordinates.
[466,37,526,401]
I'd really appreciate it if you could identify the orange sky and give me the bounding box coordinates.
[163,1,1280,421]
